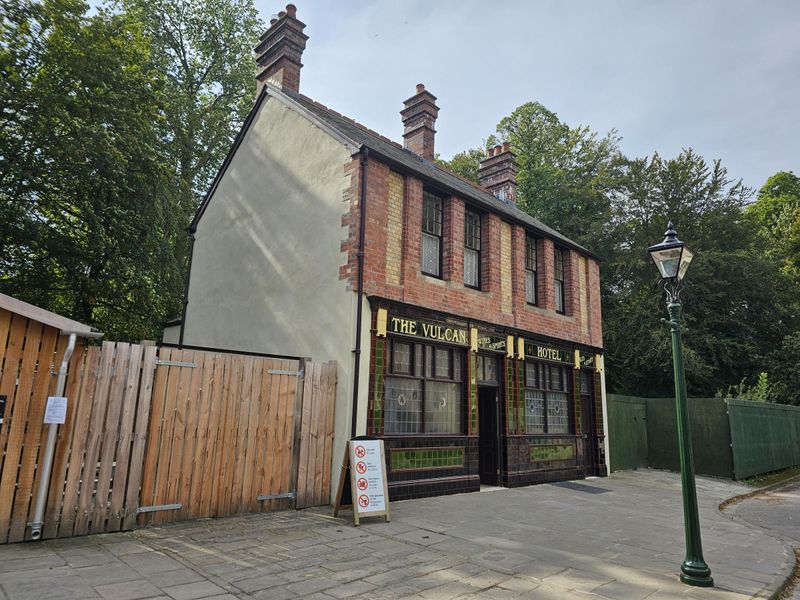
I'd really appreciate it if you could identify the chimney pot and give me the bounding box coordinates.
[255,4,309,94]
[401,84,439,160]
[478,142,518,204]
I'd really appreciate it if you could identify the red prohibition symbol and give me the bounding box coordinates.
[355,461,367,474]
[357,477,368,490]
[358,494,370,508]
[354,445,366,458]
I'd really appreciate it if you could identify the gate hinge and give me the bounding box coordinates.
[137,503,182,514]
[257,492,295,501]
[267,369,304,377]
[155,360,197,368]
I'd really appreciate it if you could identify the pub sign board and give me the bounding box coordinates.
[524,341,574,364]
[387,316,468,346]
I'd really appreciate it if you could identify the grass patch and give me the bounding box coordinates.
[743,466,800,488]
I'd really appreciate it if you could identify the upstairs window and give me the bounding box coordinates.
[464,209,481,288]
[525,236,538,305]
[422,191,443,277]
[554,247,566,314]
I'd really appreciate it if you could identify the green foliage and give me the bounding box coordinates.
[1,0,262,341]
[717,372,771,403]
[770,332,800,405]
[495,102,621,252]
[436,147,484,184]
[746,171,800,278]
[115,0,263,215]
[0,0,182,340]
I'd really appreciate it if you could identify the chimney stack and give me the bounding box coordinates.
[255,4,308,94]
[478,143,518,203]
[401,84,439,160]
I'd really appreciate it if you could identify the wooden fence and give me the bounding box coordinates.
[0,305,337,543]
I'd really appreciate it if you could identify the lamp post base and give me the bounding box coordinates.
[680,561,714,587]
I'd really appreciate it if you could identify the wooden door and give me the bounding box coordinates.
[478,387,500,485]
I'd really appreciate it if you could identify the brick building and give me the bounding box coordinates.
[168,4,609,501]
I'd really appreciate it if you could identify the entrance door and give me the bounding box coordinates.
[478,387,500,485]
[580,370,598,476]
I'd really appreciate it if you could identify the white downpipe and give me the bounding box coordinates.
[29,332,77,540]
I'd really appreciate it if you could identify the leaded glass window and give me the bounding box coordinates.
[525,236,538,305]
[422,191,443,277]
[523,361,572,434]
[464,209,481,288]
[383,339,464,434]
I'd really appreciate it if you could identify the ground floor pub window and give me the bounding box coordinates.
[524,362,571,434]
[384,339,464,434]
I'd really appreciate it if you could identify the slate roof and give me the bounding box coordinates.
[286,90,597,259]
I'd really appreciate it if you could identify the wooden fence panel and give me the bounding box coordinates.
[0,321,153,543]
[137,351,309,524]
[296,361,338,509]
[2,314,337,542]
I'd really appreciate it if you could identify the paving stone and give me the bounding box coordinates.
[285,576,339,595]
[95,580,163,600]
[2,574,100,600]
[122,551,186,574]
[232,573,285,593]
[162,580,228,599]
[0,553,65,573]
[325,579,378,598]
[146,568,207,588]
[76,561,143,585]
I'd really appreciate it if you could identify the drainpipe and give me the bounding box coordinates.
[178,229,196,348]
[351,147,369,438]
[29,332,77,540]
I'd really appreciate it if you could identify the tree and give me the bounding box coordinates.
[603,150,794,396]
[746,171,800,277]
[116,0,263,216]
[0,0,182,340]
[495,102,621,253]
[436,147,485,184]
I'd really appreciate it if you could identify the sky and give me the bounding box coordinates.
[250,0,799,193]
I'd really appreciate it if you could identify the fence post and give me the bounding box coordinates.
[289,358,309,508]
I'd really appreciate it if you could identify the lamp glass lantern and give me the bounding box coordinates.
[648,222,693,282]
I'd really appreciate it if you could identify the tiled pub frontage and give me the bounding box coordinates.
[367,302,606,501]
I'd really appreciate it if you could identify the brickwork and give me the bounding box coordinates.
[340,156,604,350]
[385,171,404,286]
[578,256,589,336]
[500,221,513,313]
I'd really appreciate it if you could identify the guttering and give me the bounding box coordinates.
[351,147,369,438]
[178,229,196,348]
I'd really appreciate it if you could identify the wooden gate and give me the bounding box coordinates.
[0,307,337,543]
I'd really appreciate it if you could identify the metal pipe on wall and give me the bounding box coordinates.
[29,332,77,540]
[350,147,369,439]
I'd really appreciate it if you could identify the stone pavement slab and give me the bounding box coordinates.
[0,470,794,599]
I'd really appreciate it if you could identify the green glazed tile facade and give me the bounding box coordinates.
[469,353,478,434]
[505,358,515,434]
[530,444,575,462]
[392,447,464,471]
[372,337,385,434]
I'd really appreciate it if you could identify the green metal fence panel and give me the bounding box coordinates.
[608,395,648,471]
[727,399,800,480]
[645,397,733,479]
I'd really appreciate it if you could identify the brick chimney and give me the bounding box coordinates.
[401,84,439,160]
[478,143,518,203]
[255,4,308,94]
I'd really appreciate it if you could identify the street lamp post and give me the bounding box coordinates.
[647,222,713,588]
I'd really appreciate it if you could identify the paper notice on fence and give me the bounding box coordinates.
[350,440,387,514]
[44,396,67,424]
